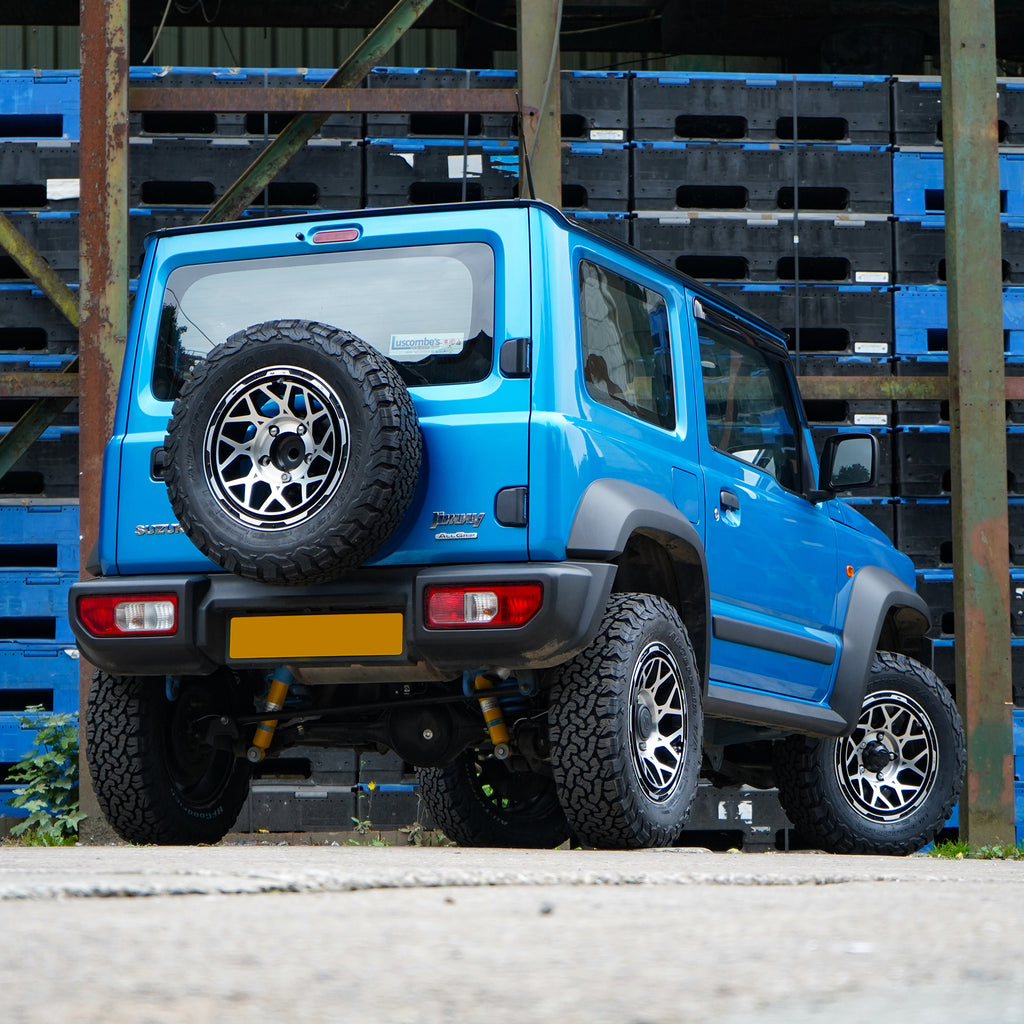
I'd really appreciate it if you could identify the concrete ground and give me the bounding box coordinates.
[0,842,1021,1023]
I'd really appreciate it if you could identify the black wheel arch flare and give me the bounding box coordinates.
[566,478,710,689]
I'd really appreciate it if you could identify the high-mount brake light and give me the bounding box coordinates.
[311,228,360,244]
[424,583,543,629]
[78,594,178,637]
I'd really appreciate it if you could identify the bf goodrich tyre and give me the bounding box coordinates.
[86,670,252,845]
[417,751,571,849]
[774,652,965,855]
[164,319,421,585]
[548,593,703,850]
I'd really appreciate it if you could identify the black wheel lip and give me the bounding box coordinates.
[833,688,941,825]
[202,363,350,532]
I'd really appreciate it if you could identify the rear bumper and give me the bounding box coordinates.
[69,562,617,680]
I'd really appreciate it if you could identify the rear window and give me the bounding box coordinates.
[152,241,494,400]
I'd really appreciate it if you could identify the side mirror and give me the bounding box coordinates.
[811,433,878,501]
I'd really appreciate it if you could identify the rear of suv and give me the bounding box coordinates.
[71,199,965,852]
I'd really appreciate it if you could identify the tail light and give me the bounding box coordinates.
[424,583,543,629]
[78,594,178,637]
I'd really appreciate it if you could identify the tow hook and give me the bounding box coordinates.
[474,674,511,760]
[247,666,293,763]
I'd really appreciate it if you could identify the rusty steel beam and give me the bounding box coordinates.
[129,86,518,115]
[0,372,79,399]
[940,0,1015,846]
[797,375,1024,402]
[517,0,562,205]
[78,0,130,843]
[201,0,435,225]
[0,213,80,481]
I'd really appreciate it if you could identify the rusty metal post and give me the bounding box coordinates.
[0,212,80,480]
[940,0,1015,845]
[78,0,129,843]
[201,0,434,225]
[517,0,562,205]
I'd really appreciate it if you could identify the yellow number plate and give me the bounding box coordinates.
[228,612,404,660]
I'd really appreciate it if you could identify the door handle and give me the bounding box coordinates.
[720,489,740,513]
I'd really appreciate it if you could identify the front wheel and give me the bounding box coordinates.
[774,652,965,855]
[548,593,703,850]
[86,671,252,845]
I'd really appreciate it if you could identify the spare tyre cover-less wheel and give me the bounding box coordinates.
[164,319,421,585]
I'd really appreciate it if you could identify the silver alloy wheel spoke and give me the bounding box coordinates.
[834,689,940,824]
[203,365,350,531]
[631,643,687,801]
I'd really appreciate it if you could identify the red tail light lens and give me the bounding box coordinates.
[425,584,543,629]
[78,594,178,637]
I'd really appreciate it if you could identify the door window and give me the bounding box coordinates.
[698,320,802,492]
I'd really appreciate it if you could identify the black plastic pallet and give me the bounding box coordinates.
[714,284,893,357]
[0,285,78,358]
[631,72,891,144]
[0,140,79,212]
[896,425,1024,497]
[633,212,893,284]
[632,142,892,214]
[895,498,1024,568]
[128,136,363,210]
[894,217,1024,286]
[916,568,1024,639]
[0,427,78,498]
[893,76,1024,146]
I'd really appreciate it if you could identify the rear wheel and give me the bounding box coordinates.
[87,670,252,845]
[775,652,965,855]
[548,593,703,849]
[417,751,571,848]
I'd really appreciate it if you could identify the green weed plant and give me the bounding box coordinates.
[5,705,84,845]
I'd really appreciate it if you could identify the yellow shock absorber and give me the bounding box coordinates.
[247,668,292,763]
[474,674,511,760]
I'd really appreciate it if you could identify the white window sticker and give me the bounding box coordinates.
[390,332,466,358]
[447,154,483,179]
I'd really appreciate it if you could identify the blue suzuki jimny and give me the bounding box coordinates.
[70,200,965,852]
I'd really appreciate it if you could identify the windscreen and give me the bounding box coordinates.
[152,241,495,400]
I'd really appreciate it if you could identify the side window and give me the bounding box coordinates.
[698,320,802,492]
[578,260,675,431]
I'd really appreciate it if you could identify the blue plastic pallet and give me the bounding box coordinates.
[0,643,79,702]
[894,149,1024,218]
[894,286,1024,355]
[0,574,75,643]
[0,504,79,572]
[0,70,80,141]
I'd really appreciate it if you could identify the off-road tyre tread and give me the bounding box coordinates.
[417,753,570,849]
[549,593,702,850]
[86,670,251,845]
[165,319,421,585]
[774,651,965,855]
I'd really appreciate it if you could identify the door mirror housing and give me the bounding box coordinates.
[809,433,878,501]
